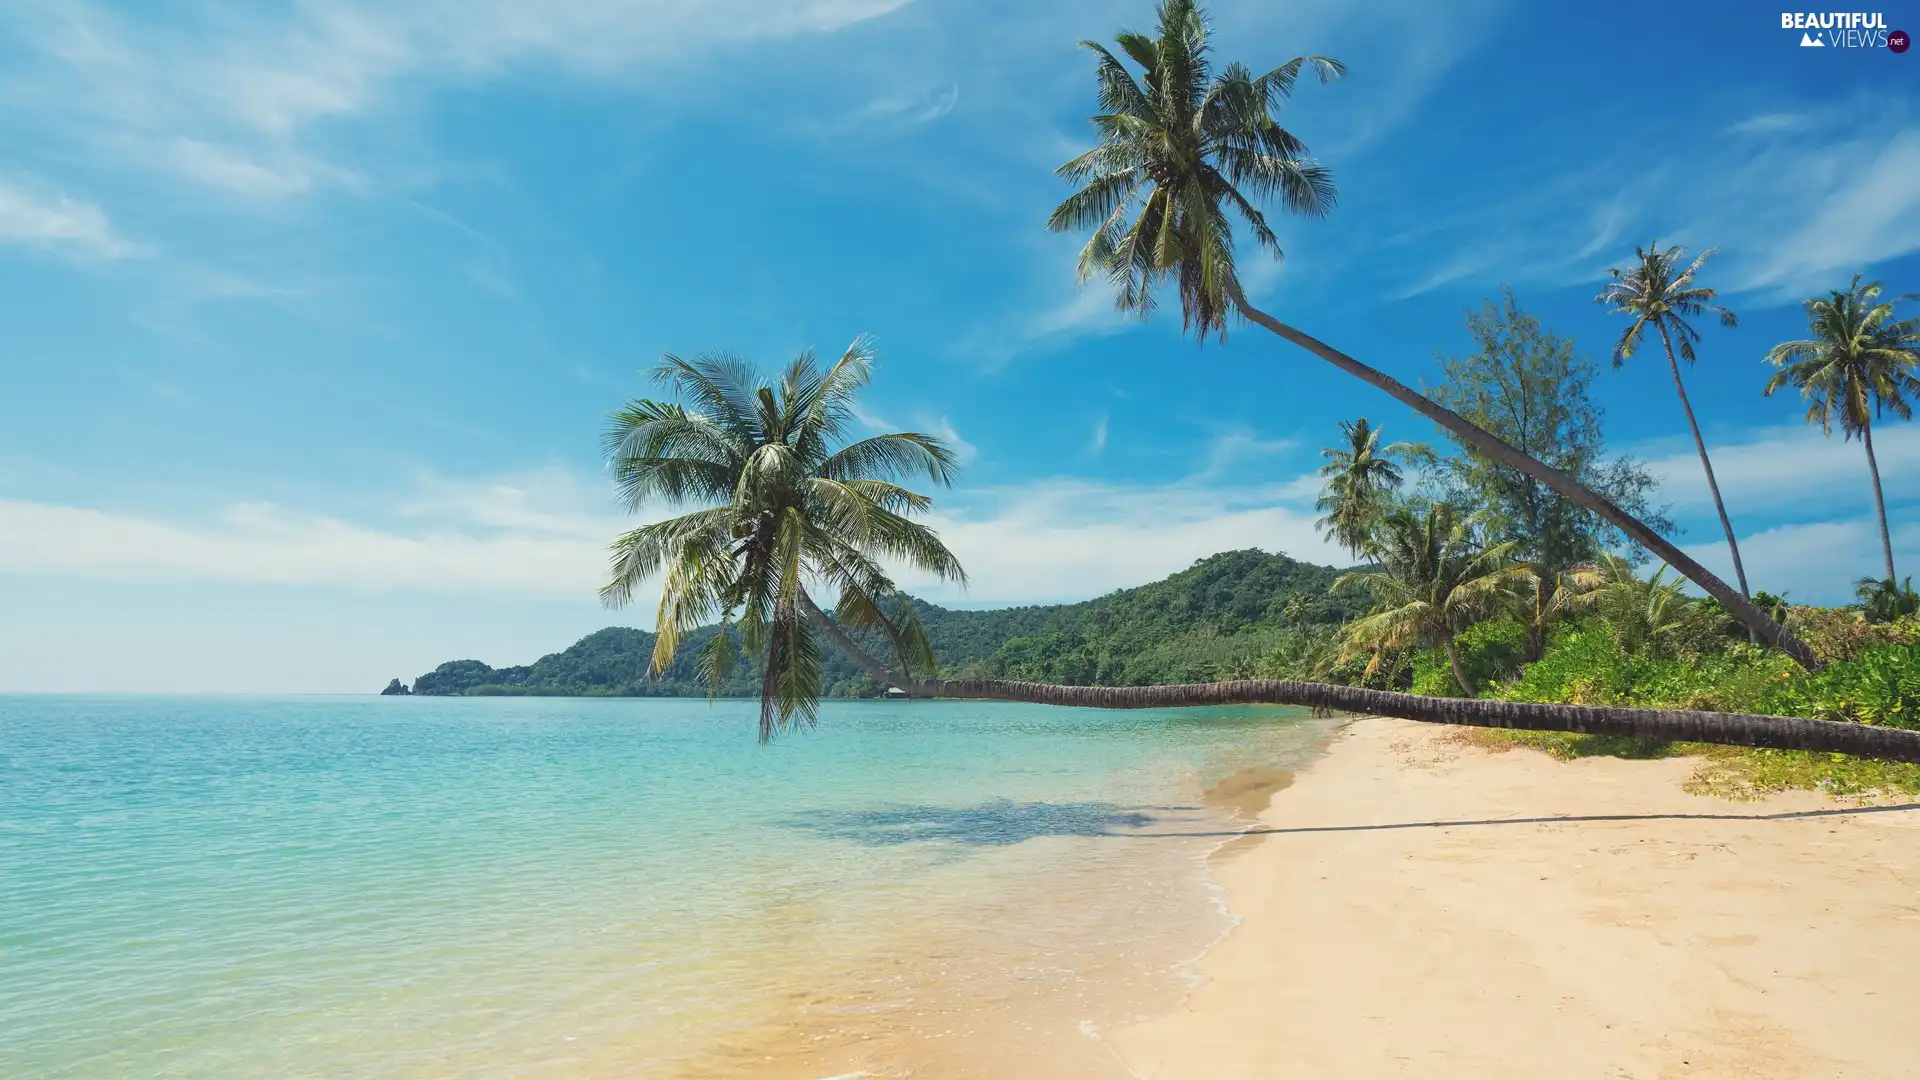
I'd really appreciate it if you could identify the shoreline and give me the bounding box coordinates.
[672,708,1341,1080]
[1110,716,1920,1079]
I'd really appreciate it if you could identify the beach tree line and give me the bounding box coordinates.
[591,0,1920,767]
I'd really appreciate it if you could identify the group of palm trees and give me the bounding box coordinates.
[1317,257,1920,697]
[1597,247,1919,618]
[593,0,1920,763]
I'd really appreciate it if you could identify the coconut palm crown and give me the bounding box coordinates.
[1763,276,1920,583]
[599,339,965,740]
[1046,0,1342,340]
[1596,242,1738,368]
[1334,503,1532,696]
[1315,418,1411,559]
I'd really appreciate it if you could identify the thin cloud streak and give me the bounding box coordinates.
[0,467,1345,610]
[0,178,145,258]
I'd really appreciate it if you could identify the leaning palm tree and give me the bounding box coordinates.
[1763,276,1920,584]
[1597,242,1750,608]
[599,338,966,739]
[1044,0,1814,667]
[1314,418,1410,560]
[1335,503,1532,696]
[604,346,1920,762]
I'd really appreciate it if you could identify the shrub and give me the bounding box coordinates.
[1760,641,1920,729]
[1786,606,1919,662]
[1490,624,1796,712]
[1411,619,1528,697]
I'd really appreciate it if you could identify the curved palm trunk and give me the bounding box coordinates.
[1863,419,1897,582]
[1654,323,1751,609]
[800,597,1920,762]
[1229,297,1818,671]
[1442,634,1475,696]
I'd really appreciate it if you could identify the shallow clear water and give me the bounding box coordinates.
[1,695,1329,1078]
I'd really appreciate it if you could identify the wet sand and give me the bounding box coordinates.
[673,727,1338,1080]
[1112,717,1920,1079]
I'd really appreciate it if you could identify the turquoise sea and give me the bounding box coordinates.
[1,695,1332,1079]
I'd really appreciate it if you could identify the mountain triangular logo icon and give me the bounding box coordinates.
[1800,31,1824,45]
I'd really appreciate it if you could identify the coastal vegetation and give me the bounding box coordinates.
[1043,0,1810,662]
[405,549,1361,699]
[560,304,1920,763]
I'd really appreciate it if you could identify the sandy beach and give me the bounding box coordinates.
[1114,717,1920,1080]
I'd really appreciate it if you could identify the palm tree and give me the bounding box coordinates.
[1333,503,1532,696]
[1597,242,1750,611]
[1576,552,1698,655]
[604,348,1920,763]
[598,338,966,739]
[1763,276,1920,584]
[1044,0,1814,668]
[1314,418,1410,560]
[1519,561,1606,663]
[1855,576,1920,623]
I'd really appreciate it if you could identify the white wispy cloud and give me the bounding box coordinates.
[1379,101,1920,305]
[0,177,144,258]
[1197,428,1298,479]
[904,475,1346,604]
[1740,128,1920,296]
[0,464,1345,610]
[1681,517,1919,604]
[854,83,961,127]
[5,0,911,198]
[1087,413,1109,455]
[0,497,620,598]
[1638,422,1920,517]
[1725,111,1815,136]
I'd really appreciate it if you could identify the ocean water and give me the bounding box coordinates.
[1,695,1332,1079]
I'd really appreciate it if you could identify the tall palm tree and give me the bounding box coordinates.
[1334,503,1531,696]
[598,338,966,739]
[605,348,1920,763]
[1763,276,1920,584]
[1597,242,1750,609]
[1044,0,1815,668]
[1314,418,1410,560]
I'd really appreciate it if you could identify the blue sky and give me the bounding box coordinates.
[3,0,1918,691]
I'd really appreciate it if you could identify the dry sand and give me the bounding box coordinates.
[1112,717,1920,1080]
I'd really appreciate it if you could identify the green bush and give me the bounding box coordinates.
[1785,606,1920,662]
[1411,619,1528,697]
[1490,624,1796,712]
[1760,641,1920,729]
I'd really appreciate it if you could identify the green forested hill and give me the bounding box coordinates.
[399,549,1363,697]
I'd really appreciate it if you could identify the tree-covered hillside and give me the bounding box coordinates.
[398,549,1364,697]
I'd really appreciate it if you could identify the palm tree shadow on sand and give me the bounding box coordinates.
[783,799,1199,847]
[784,800,1920,847]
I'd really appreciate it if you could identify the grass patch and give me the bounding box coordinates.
[1451,727,1684,761]
[1682,747,1920,804]
[1452,728,1920,804]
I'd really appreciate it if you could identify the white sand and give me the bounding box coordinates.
[1111,718,1920,1079]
